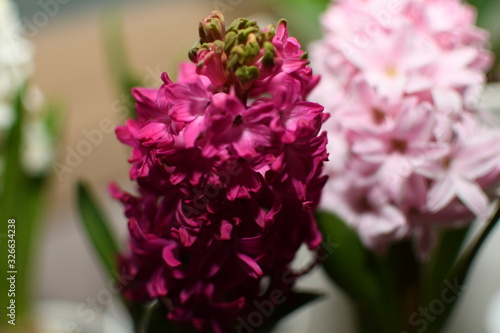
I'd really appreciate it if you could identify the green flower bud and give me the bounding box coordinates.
[243,37,261,66]
[227,45,245,71]
[235,66,260,87]
[265,24,276,41]
[227,18,256,33]
[224,30,237,54]
[188,42,201,63]
[199,10,225,43]
[262,42,275,67]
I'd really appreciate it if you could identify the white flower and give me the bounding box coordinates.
[0,1,55,175]
[0,102,13,130]
[0,0,33,116]
[22,119,54,175]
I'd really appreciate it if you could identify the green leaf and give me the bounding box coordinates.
[422,225,470,304]
[467,0,500,77]
[314,211,381,302]
[0,86,25,212]
[314,210,400,332]
[100,8,141,119]
[42,100,65,140]
[255,291,323,333]
[271,0,328,44]
[139,300,191,333]
[0,85,40,327]
[76,181,120,280]
[426,201,500,333]
[140,292,321,333]
[0,84,54,326]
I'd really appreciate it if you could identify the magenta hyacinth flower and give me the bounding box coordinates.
[311,0,500,258]
[112,12,328,332]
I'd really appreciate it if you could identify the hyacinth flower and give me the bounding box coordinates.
[77,11,329,333]
[0,0,59,331]
[310,0,500,332]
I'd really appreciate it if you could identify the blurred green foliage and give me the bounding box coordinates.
[315,203,500,333]
[0,87,61,331]
[468,0,500,78]
[270,0,329,45]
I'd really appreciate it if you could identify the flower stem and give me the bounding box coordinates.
[426,200,500,333]
[390,241,421,332]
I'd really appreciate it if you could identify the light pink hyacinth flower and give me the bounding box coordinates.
[311,0,500,257]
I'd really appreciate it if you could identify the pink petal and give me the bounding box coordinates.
[237,253,263,279]
[454,176,489,218]
[219,220,233,240]
[427,174,456,212]
[162,245,181,268]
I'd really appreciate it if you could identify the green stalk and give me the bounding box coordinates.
[422,226,470,305]
[315,211,401,332]
[426,201,500,333]
[76,181,147,330]
[467,0,500,79]
[0,87,47,331]
[100,7,140,118]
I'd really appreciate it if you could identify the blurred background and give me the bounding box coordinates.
[8,0,500,332]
